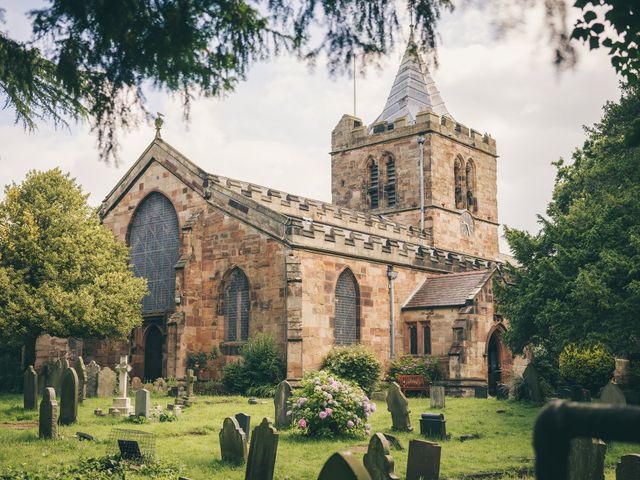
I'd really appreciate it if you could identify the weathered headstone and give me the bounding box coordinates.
[245,417,279,480]
[274,380,292,428]
[567,437,606,480]
[110,355,134,415]
[135,389,151,418]
[406,439,441,480]
[39,387,58,439]
[23,366,38,410]
[47,359,64,394]
[97,366,116,397]
[235,413,251,443]
[153,377,168,395]
[86,360,100,397]
[616,454,640,480]
[59,366,79,425]
[74,357,87,403]
[184,369,197,405]
[522,364,542,403]
[600,382,627,406]
[219,417,247,464]
[131,376,143,392]
[386,382,412,432]
[363,433,400,480]
[430,385,445,409]
[318,452,373,480]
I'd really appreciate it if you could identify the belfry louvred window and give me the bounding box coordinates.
[385,156,396,207]
[335,269,360,345]
[224,268,250,342]
[369,161,379,209]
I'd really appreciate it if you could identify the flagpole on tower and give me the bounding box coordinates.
[353,53,357,117]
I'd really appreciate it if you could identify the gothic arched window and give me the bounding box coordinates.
[454,156,465,209]
[385,155,397,207]
[466,159,477,212]
[223,268,250,342]
[368,159,379,209]
[128,192,180,314]
[335,268,360,345]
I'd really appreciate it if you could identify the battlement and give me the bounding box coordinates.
[331,111,497,156]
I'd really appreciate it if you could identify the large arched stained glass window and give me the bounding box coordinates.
[129,192,180,314]
[223,268,250,342]
[335,269,360,345]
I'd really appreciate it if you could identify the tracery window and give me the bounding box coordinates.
[128,192,180,314]
[385,155,397,207]
[368,159,380,209]
[223,268,250,342]
[335,269,360,345]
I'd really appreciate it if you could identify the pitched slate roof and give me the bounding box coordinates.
[373,36,452,126]
[403,270,493,309]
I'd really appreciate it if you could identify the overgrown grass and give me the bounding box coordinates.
[0,394,636,479]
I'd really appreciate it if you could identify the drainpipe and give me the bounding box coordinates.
[387,265,398,359]
[418,135,426,233]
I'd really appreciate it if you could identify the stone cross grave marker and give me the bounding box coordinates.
[97,366,116,397]
[616,454,640,480]
[135,389,151,418]
[568,437,606,480]
[184,368,197,405]
[387,382,412,432]
[86,360,100,398]
[522,364,542,403]
[430,385,445,409]
[235,413,251,444]
[131,376,143,392]
[59,366,79,425]
[600,382,626,406]
[406,439,441,480]
[245,417,279,480]
[219,416,247,464]
[318,452,373,480]
[23,365,38,410]
[39,387,58,439]
[110,356,134,415]
[75,357,87,403]
[363,433,400,480]
[274,380,292,428]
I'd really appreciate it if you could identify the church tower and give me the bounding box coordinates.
[330,38,500,260]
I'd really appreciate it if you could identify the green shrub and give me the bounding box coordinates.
[222,360,250,394]
[159,412,177,422]
[246,385,277,398]
[386,356,442,383]
[559,342,615,393]
[290,370,374,438]
[195,380,224,395]
[320,344,381,394]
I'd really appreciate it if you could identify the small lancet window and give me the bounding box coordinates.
[368,160,379,209]
[454,156,465,209]
[466,160,477,212]
[385,155,397,207]
[223,268,250,342]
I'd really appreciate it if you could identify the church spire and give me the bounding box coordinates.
[373,36,452,126]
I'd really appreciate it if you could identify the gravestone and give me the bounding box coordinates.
[86,360,100,397]
[568,437,606,480]
[363,433,400,480]
[47,359,64,394]
[39,387,58,439]
[386,382,412,432]
[600,383,627,406]
[406,439,441,480]
[74,357,87,403]
[318,452,372,480]
[235,413,251,443]
[419,413,446,440]
[23,366,38,410]
[274,380,292,428]
[474,386,488,399]
[219,416,247,464]
[616,454,640,480]
[184,369,197,405]
[59,366,79,425]
[522,364,542,403]
[135,389,151,418]
[110,356,134,415]
[153,377,168,394]
[430,385,445,409]
[245,417,279,480]
[97,367,116,397]
[131,376,143,392]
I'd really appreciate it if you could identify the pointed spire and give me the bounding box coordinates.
[373,36,452,126]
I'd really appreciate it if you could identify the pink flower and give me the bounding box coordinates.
[319,411,328,419]
[325,408,333,416]
[347,420,355,428]
[298,418,307,429]
[370,402,377,413]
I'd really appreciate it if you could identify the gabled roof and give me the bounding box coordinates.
[373,36,452,126]
[402,270,493,309]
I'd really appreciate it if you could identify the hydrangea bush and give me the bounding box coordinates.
[290,371,375,438]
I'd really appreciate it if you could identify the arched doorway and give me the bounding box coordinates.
[487,329,505,396]
[144,325,163,381]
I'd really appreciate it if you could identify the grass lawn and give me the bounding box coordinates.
[0,393,636,479]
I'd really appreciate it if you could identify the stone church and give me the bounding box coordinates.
[38,38,521,395]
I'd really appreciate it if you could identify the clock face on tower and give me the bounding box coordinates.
[460,211,474,237]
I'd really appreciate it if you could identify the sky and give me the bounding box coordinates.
[0,2,622,253]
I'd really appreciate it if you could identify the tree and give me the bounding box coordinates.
[0,169,147,364]
[496,86,640,360]
[1,1,637,163]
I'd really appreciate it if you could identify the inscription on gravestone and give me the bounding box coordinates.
[39,387,58,439]
[406,439,441,480]
[97,367,116,397]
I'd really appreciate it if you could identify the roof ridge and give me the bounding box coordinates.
[426,269,490,279]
